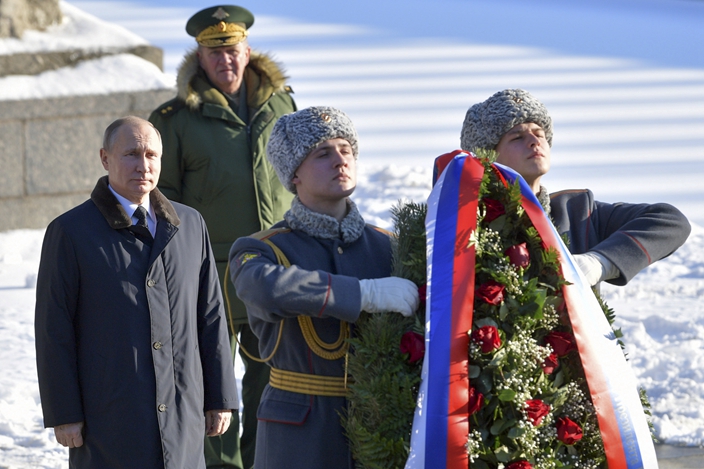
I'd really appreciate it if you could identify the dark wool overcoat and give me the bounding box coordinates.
[229,220,393,469]
[551,189,691,285]
[35,177,238,469]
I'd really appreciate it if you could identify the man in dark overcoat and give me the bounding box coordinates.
[34,116,238,468]
[229,107,420,468]
[457,89,691,285]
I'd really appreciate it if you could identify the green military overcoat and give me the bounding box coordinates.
[150,49,296,323]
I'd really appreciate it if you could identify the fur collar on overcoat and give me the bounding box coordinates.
[176,48,290,111]
[91,176,180,230]
[538,185,551,217]
[284,196,366,244]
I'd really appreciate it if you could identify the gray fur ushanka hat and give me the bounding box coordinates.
[460,89,553,152]
[267,106,358,193]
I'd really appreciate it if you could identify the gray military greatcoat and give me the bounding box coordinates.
[229,198,392,469]
[550,188,691,285]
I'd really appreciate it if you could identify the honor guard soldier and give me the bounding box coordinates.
[453,89,691,286]
[229,107,420,469]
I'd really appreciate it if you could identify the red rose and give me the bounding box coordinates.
[471,325,501,353]
[399,331,425,363]
[556,417,583,445]
[541,352,559,374]
[468,385,483,416]
[524,399,550,426]
[506,461,533,469]
[475,280,505,305]
[505,242,530,268]
[544,331,577,357]
[482,198,505,223]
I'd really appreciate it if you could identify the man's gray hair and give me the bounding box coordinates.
[102,116,162,152]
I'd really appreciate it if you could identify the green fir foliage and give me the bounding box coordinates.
[342,201,427,468]
[391,201,429,286]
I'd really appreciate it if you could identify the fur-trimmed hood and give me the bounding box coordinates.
[91,176,180,229]
[176,48,290,111]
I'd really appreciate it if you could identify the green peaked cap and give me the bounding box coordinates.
[186,5,254,46]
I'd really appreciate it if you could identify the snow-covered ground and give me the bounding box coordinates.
[1,179,703,467]
[1,0,703,466]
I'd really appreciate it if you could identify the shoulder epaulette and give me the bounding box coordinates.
[249,227,292,241]
[549,189,588,200]
[284,85,294,94]
[367,224,393,237]
[155,98,185,118]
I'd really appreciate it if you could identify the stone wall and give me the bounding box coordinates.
[0,0,62,38]
[0,88,175,230]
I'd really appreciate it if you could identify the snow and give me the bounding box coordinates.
[600,222,704,446]
[0,2,174,100]
[0,2,146,55]
[1,180,703,466]
[0,53,173,100]
[1,0,703,466]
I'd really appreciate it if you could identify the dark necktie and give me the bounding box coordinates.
[131,206,153,245]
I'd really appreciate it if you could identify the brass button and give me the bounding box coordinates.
[147,279,156,287]
[158,404,167,412]
[153,341,162,350]
[337,247,343,254]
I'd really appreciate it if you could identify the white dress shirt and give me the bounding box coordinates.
[108,185,157,237]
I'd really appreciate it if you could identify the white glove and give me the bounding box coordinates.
[573,251,619,286]
[359,277,420,317]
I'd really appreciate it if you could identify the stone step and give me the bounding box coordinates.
[0,44,163,77]
[656,444,704,469]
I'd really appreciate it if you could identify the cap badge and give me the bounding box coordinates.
[320,113,331,123]
[217,21,227,32]
[212,7,230,20]
[512,97,524,104]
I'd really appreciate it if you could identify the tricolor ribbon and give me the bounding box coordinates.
[406,151,658,469]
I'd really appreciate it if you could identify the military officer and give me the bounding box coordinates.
[149,5,297,469]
